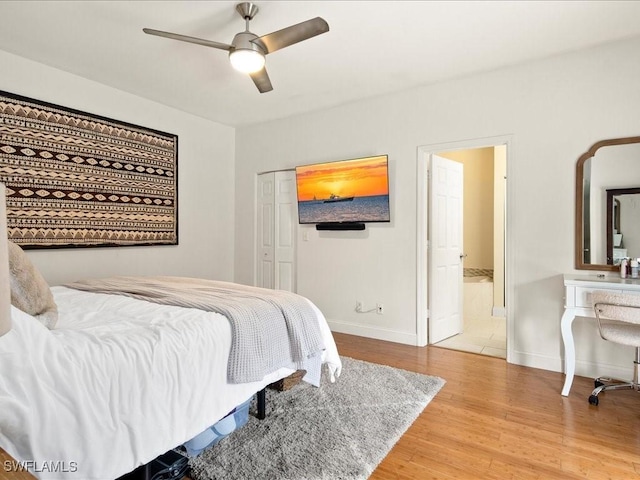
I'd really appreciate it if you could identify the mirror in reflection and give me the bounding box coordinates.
[606,188,640,265]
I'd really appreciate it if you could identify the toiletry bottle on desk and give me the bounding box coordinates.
[621,258,628,278]
[631,259,639,279]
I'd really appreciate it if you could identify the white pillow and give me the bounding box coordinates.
[7,241,58,329]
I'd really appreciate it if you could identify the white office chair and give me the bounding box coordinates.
[589,290,640,406]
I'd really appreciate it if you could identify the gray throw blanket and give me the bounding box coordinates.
[66,276,325,385]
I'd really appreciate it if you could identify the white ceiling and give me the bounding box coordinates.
[1,1,639,128]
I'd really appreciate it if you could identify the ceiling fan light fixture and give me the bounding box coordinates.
[229,49,265,73]
[144,2,329,93]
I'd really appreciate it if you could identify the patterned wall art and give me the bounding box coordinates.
[0,90,178,248]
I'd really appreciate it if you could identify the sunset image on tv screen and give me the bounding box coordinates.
[295,155,390,224]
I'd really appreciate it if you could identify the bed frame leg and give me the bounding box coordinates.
[257,388,266,420]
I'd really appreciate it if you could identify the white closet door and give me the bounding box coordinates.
[256,171,297,291]
[273,171,297,292]
[257,173,275,289]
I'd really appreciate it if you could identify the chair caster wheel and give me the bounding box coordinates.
[595,380,604,388]
[588,395,599,406]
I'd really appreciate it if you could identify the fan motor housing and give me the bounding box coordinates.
[231,31,265,55]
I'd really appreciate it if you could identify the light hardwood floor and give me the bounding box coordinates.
[333,332,640,480]
[0,449,35,480]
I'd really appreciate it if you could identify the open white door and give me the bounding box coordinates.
[429,154,464,344]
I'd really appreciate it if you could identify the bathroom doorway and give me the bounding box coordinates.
[416,137,510,359]
[432,146,506,358]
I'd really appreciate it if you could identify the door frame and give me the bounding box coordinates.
[416,135,514,363]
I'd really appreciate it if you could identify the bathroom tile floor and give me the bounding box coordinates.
[433,280,506,358]
[433,315,506,358]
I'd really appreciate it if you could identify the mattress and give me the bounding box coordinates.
[0,286,342,480]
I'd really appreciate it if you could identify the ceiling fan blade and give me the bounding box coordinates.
[143,28,232,51]
[254,17,329,54]
[250,67,273,93]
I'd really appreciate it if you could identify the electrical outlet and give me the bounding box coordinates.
[356,301,363,312]
[376,303,384,315]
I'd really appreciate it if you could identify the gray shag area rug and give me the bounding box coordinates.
[188,356,445,480]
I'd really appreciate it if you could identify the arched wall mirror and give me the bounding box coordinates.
[576,136,640,271]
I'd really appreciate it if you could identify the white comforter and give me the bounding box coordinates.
[0,286,342,480]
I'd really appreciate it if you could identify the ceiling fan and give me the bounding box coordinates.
[143,2,329,93]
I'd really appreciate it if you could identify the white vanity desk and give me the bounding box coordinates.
[562,274,640,395]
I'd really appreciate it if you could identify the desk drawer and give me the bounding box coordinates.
[575,288,596,308]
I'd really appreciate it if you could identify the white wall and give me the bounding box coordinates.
[438,147,495,271]
[235,36,640,378]
[0,50,236,285]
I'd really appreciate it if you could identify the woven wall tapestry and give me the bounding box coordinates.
[0,90,178,248]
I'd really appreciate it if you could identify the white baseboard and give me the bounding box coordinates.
[492,306,506,317]
[327,319,419,346]
[508,349,562,373]
[573,359,633,383]
[328,325,634,386]
[508,350,633,390]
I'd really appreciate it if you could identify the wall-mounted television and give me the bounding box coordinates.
[295,155,390,229]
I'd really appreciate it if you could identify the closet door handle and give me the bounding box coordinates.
[459,253,467,260]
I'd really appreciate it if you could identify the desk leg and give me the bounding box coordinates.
[561,308,576,396]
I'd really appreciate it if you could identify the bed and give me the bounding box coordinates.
[0,277,342,480]
[0,188,342,480]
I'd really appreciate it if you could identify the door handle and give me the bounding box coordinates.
[459,254,467,260]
